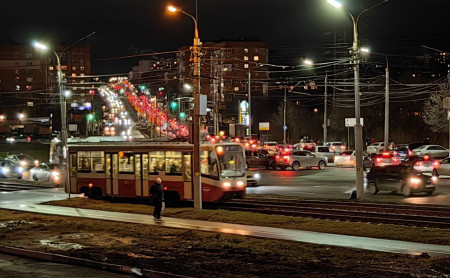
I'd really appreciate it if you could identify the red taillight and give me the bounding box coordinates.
[164,186,168,191]
[423,154,430,161]
[88,183,93,188]
[415,162,423,167]
[275,155,280,161]
[408,150,412,156]
[331,146,336,150]
[283,155,290,162]
[433,161,440,168]
[341,146,346,150]
[381,152,390,158]
[393,151,398,156]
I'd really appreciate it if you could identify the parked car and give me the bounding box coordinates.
[412,145,449,158]
[274,150,327,171]
[6,153,36,169]
[314,146,335,163]
[0,159,22,178]
[366,142,385,154]
[29,163,52,181]
[366,164,438,196]
[325,141,346,153]
[262,141,279,152]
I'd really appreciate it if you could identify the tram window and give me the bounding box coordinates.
[92,151,105,173]
[165,151,182,175]
[70,154,77,177]
[119,153,134,174]
[183,154,192,181]
[77,151,91,172]
[149,151,165,174]
[200,150,219,180]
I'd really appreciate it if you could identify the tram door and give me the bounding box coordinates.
[183,153,192,199]
[105,154,112,195]
[69,153,77,194]
[134,154,149,197]
[112,153,119,195]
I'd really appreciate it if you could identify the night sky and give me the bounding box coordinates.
[2,0,450,74]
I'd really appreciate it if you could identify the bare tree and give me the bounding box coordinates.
[423,84,449,132]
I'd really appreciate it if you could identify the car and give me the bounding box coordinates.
[314,146,335,163]
[366,142,385,154]
[393,145,409,161]
[412,145,449,158]
[6,153,36,169]
[334,151,356,167]
[29,163,52,181]
[262,141,279,152]
[366,164,438,196]
[402,155,438,174]
[325,141,346,153]
[274,150,327,171]
[0,159,22,178]
[246,171,261,187]
[245,150,273,169]
[295,138,316,151]
[436,157,450,176]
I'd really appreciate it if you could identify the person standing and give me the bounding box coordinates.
[150,177,164,219]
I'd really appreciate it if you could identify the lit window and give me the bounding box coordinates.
[254,56,259,61]
[16,85,20,91]
[244,48,249,53]
[80,73,85,77]
[26,77,33,82]
[234,87,239,91]
[80,65,85,71]
[72,73,76,77]
[61,65,67,70]
[244,64,249,69]
[244,56,249,61]
[62,73,66,77]
[72,66,76,71]
[49,66,54,71]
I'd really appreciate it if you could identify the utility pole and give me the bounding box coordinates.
[283,84,287,146]
[384,58,389,150]
[323,74,328,145]
[248,69,251,138]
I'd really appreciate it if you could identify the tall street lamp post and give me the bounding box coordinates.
[327,0,388,201]
[168,5,203,209]
[33,42,69,197]
[384,57,390,151]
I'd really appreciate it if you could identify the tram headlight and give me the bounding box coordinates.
[236,180,245,188]
[222,181,232,190]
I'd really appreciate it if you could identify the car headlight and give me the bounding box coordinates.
[409,177,422,186]
[253,173,261,180]
[20,161,27,167]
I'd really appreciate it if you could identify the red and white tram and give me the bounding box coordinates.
[67,139,247,202]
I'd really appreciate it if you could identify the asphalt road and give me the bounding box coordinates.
[246,165,450,206]
[0,253,134,278]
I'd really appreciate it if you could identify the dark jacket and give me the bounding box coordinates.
[150,182,164,202]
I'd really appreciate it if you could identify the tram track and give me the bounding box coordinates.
[205,198,450,229]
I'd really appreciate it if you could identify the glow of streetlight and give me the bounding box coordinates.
[33,42,48,51]
[327,0,343,8]
[167,5,178,13]
[304,59,314,66]
[18,113,25,120]
[183,83,193,90]
[63,90,72,98]
[361,47,370,54]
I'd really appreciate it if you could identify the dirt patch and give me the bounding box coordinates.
[45,198,450,245]
[0,209,449,277]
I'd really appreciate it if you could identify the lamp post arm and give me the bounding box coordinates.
[178,10,199,39]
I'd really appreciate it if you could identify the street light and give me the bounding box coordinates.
[168,4,203,209]
[33,41,69,197]
[328,0,388,201]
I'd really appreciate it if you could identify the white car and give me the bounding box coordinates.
[325,141,346,153]
[263,141,279,152]
[334,151,356,167]
[30,163,51,181]
[366,142,385,154]
[412,145,449,158]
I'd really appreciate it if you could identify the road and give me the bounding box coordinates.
[246,165,450,206]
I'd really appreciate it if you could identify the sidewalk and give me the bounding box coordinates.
[1,188,450,257]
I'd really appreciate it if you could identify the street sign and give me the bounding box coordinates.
[259,122,270,131]
[443,97,450,109]
[345,118,364,127]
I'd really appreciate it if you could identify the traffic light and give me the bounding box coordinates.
[170,101,178,109]
[179,112,186,119]
[87,113,94,121]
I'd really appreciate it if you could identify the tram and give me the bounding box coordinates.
[67,138,247,202]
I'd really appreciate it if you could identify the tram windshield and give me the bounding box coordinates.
[217,145,245,178]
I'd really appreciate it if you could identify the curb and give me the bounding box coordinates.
[0,245,192,278]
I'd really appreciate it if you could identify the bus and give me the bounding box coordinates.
[67,138,247,202]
